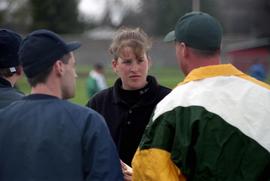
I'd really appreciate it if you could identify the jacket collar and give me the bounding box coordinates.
[0,77,12,88]
[112,75,159,106]
[180,64,244,85]
[23,94,59,100]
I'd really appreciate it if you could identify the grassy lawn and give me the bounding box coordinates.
[16,65,270,106]
[16,65,184,105]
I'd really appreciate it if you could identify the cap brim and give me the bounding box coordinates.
[163,31,176,42]
[67,41,81,52]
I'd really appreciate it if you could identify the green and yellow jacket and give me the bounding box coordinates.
[132,64,270,181]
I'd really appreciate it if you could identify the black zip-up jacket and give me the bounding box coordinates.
[0,77,24,109]
[86,76,171,165]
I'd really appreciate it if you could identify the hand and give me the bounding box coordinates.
[120,160,133,181]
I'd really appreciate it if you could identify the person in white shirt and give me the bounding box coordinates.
[86,63,107,97]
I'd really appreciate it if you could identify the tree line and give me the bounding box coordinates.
[1,0,270,37]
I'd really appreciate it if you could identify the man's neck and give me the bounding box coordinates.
[188,55,221,75]
[31,83,62,99]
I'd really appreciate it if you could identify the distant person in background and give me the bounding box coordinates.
[0,29,24,109]
[248,60,266,81]
[0,29,123,181]
[86,27,171,180]
[86,63,107,98]
[132,11,270,180]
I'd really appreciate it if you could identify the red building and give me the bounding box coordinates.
[225,38,270,76]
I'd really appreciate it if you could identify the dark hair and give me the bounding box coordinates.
[109,27,152,60]
[93,63,104,70]
[27,53,71,87]
[0,67,19,77]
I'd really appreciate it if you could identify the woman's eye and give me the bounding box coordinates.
[138,59,144,63]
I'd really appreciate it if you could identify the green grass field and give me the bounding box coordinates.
[16,65,184,105]
[16,65,270,105]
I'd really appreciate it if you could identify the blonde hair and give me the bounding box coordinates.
[109,27,152,60]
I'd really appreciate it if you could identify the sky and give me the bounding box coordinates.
[79,0,107,22]
[78,0,141,25]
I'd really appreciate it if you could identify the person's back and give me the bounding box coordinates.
[0,29,24,108]
[135,68,270,180]
[0,95,122,180]
[86,73,99,97]
[0,29,123,181]
[0,81,24,108]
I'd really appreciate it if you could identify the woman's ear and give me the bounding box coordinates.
[111,59,117,73]
[147,55,152,68]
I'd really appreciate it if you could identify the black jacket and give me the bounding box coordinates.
[0,77,24,109]
[86,76,171,165]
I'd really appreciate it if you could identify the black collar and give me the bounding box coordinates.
[0,77,12,88]
[23,94,59,100]
[112,75,159,106]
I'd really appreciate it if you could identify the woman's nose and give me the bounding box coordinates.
[130,62,139,71]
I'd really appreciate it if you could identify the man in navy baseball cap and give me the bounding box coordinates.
[19,29,81,78]
[0,29,24,108]
[0,29,124,181]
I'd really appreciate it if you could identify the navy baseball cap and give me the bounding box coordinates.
[0,29,22,72]
[163,11,222,51]
[19,29,81,78]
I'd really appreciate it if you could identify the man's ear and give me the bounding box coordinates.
[15,65,23,76]
[54,60,64,76]
[177,42,188,58]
